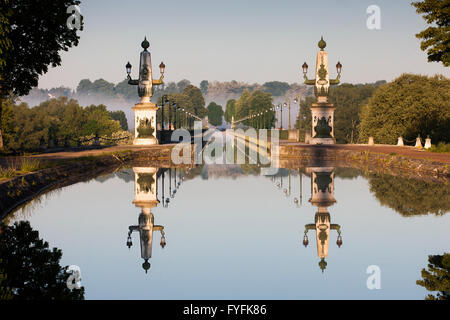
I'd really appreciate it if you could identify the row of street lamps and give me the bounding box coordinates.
[243,95,302,130]
[159,95,201,131]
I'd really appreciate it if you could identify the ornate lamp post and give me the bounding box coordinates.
[126,37,165,145]
[302,37,342,145]
[127,167,166,273]
[303,167,342,273]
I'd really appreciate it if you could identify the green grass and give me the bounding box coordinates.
[0,167,16,179]
[428,143,450,154]
[20,158,42,173]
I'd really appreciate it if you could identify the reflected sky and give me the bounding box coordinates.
[5,165,450,300]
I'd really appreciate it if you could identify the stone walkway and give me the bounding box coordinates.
[279,142,450,163]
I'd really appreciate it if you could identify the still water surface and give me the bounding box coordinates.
[4,165,450,299]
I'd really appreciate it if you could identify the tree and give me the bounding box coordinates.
[359,74,450,144]
[0,1,12,70]
[224,99,236,123]
[2,97,123,151]
[182,85,206,117]
[0,221,85,300]
[109,110,128,131]
[176,79,191,93]
[262,81,291,96]
[295,96,314,141]
[207,102,224,126]
[200,80,209,95]
[412,0,450,67]
[417,253,450,300]
[330,83,380,144]
[0,0,83,149]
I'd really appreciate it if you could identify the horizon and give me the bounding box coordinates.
[36,0,449,90]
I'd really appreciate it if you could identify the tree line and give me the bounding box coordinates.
[295,74,449,145]
[1,97,128,151]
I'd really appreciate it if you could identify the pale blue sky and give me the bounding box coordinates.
[38,0,449,89]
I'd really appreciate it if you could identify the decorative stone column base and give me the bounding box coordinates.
[310,103,336,145]
[133,102,159,146]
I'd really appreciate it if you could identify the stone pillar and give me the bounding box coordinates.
[415,136,423,148]
[424,137,432,149]
[310,103,336,145]
[133,102,159,146]
[368,137,375,146]
[397,137,404,146]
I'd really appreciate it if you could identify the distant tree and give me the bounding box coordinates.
[200,80,209,95]
[109,110,128,131]
[177,79,191,93]
[0,221,85,300]
[417,253,450,300]
[207,102,224,126]
[224,99,236,123]
[262,81,291,96]
[358,74,450,144]
[0,0,83,149]
[295,96,314,141]
[113,79,137,101]
[182,85,206,117]
[76,79,93,95]
[412,0,450,66]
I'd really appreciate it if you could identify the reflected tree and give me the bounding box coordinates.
[368,174,450,216]
[0,221,84,300]
[416,253,450,300]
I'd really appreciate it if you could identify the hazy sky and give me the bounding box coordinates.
[38,0,449,90]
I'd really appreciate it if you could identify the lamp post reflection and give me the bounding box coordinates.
[127,167,166,273]
[303,167,342,273]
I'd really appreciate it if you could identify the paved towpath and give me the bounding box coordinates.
[279,142,450,163]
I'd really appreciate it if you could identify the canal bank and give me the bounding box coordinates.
[0,144,194,219]
[1,141,450,220]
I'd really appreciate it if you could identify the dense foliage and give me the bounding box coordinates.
[0,221,85,300]
[417,253,450,300]
[359,74,450,144]
[2,97,124,151]
[412,0,450,66]
[0,0,83,149]
[207,102,224,126]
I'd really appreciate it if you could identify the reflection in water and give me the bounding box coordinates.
[0,221,85,300]
[368,174,450,217]
[302,168,342,272]
[126,167,196,273]
[416,253,450,300]
[127,167,166,273]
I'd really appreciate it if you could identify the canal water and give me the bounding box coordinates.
[2,164,450,300]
